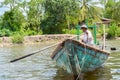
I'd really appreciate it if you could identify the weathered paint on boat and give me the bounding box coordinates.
[51,39,110,75]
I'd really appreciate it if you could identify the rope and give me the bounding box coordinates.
[75,54,81,75]
[76,44,87,80]
[65,42,74,74]
[64,34,77,77]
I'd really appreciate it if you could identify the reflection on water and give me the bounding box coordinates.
[0,40,120,80]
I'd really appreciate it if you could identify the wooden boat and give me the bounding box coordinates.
[51,39,110,76]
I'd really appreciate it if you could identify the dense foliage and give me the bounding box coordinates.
[0,0,120,38]
[104,0,120,23]
[41,0,79,34]
[1,8,25,32]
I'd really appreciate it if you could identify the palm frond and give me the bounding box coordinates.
[77,0,102,22]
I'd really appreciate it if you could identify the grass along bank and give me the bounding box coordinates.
[0,34,76,47]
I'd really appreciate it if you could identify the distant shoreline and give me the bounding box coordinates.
[0,34,76,47]
[0,34,119,47]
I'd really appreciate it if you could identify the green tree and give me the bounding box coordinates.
[104,0,115,19]
[1,0,43,35]
[104,0,120,23]
[77,0,102,22]
[107,23,118,39]
[0,16,2,28]
[26,0,43,34]
[112,1,120,23]
[64,0,79,31]
[0,0,22,10]
[41,0,78,34]
[1,8,25,32]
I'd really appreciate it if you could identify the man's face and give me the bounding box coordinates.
[81,27,87,32]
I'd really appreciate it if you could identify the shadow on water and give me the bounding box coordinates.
[53,68,75,80]
[83,67,112,80]
[53,66,112,80]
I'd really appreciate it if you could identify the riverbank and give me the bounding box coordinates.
[0,34,120,47]
[0,34,76,47]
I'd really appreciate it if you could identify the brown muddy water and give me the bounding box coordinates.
[0,40,120,80]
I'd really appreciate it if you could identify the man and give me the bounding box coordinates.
[80,24,94,45]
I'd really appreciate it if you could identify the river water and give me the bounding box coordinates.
[0,40,120,80]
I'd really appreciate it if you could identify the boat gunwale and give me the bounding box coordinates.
[71,39,110,54]
[51,39,110,59]
[51,43,63,59]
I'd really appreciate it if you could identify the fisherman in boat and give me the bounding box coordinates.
[80,24,94,46]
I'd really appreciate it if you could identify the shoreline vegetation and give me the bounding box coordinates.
[0,0,120,48]
[0,34,120,47]
[0,34,76,47]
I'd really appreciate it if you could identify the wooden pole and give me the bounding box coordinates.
[103,24,106,50]
[93,23,97,44]
[10,42,60,63]
[76,25,80,40]
[10,35,77,63]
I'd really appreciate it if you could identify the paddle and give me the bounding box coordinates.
[10,35,77,63]
[10,42,60,63]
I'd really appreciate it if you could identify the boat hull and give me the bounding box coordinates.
[51,39,110,75]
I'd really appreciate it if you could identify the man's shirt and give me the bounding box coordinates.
[81,30,94,45]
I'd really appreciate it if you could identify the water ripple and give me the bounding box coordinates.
[0,40,120,80]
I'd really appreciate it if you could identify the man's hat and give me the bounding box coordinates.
[81,24,88,29]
